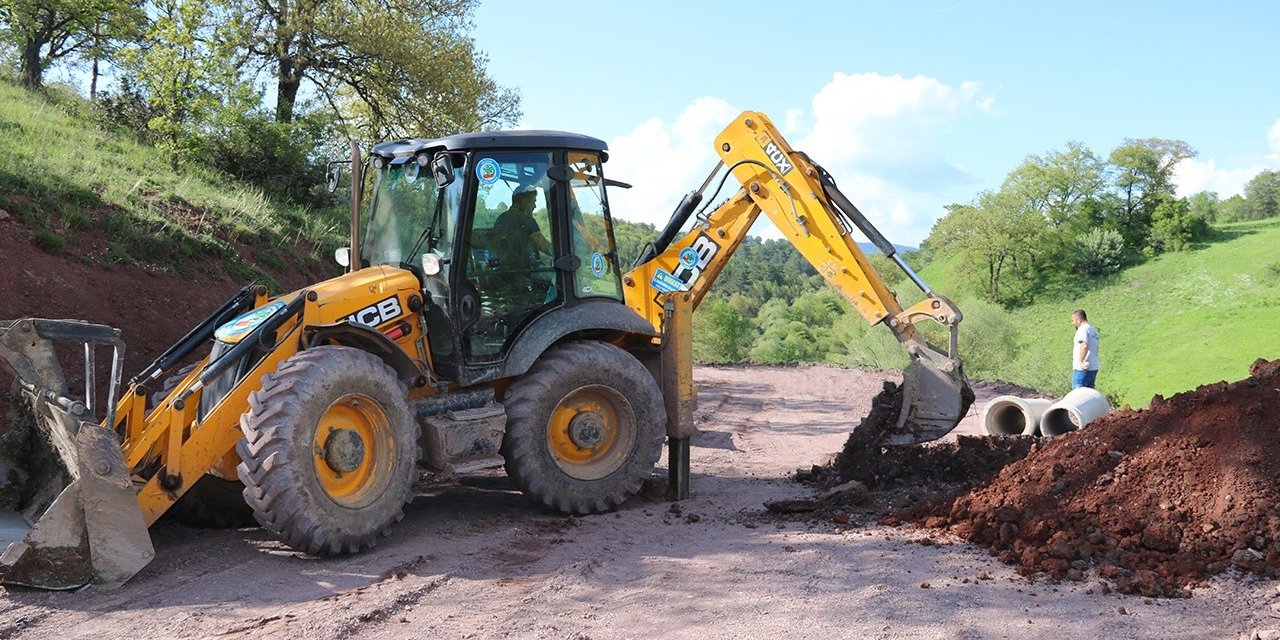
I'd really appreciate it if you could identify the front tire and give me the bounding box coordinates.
[501,341,665,514]
[235,346,420,555]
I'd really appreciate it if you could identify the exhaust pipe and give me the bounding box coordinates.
[981,396,1052,436]
[1039,387,1111,437]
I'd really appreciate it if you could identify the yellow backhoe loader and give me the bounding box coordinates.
[0,111,970,589]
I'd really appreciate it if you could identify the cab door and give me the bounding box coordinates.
[451,151,564,371]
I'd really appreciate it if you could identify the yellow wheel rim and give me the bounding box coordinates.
[547,385,635,481]
[313,393,395,508]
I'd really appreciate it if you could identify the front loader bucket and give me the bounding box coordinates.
[0,319,154,590]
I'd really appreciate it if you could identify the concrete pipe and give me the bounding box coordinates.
[1039,387,1112,437]
[981,396,1053,436]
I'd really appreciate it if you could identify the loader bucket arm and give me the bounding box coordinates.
[624,111,972,446]
[0,319,153,589]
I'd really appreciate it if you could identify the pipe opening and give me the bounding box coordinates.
[990,405,1028,436]
[1041,408,1079,437]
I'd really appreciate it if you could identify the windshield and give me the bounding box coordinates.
[363,159,440,267]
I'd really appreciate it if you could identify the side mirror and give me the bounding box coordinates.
[335,247,350,267]
[421,253,442,276]
[432,154,455,188]
[326,163,342,193]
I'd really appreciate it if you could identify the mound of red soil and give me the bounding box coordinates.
[908,359,1280,597]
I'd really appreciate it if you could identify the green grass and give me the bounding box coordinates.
[915,218,1280,407]
[0,80,345,277]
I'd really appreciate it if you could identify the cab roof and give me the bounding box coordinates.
[371,130,608,159]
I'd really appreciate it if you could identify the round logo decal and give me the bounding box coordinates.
[590,252,606,277]
[678,247,699,269]
[476,158,500,184]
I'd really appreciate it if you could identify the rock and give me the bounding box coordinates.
[764,499,820,513]
[1141,522,1183,553]
[1233,548,1264,565]
[1095,473,1113,487]
[684,513,701,524]
[1117,606,1128,615]
[832,512,851,525]
[821,480,870,505]
[1107,450,1124,460]
[995,505,1022,523]
[920,582,930,588]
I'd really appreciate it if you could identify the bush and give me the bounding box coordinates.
[34,229,66,253]
[692,298,753,362]
[951,298,1019,379]
[194,111,338,209]
[1071,228,1126,277]
[1149,197,1209,253]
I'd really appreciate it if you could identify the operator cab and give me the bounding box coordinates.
[361,132,627,384]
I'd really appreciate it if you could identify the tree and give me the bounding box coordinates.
[0,0,133,87]
[1107,138,1196,249]
[1243,169,1280,220]
[1186,191,1220,224]
[228,0,519,138]
[1003,141,1106,230]
[1149,196,1207,252]
[120,0,251,167]
[927,189,1051,306]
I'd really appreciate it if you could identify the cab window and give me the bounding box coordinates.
[566,152,622,300]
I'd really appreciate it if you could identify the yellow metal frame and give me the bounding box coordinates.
[107,266,430,524]
[624,111,912,341]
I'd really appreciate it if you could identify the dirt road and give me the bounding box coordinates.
[0,366,1272,639]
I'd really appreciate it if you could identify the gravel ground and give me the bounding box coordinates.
[0,365,1273,640]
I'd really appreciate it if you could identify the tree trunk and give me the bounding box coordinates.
[276,57,300,122]
[20,39,43,88]
[89,21,101,101]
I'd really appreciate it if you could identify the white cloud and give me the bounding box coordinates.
[606,73,992,246]
[1173,117,1280,197]
[1173,158,1267,198]
[605,97,740,227]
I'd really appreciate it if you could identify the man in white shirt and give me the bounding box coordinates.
[1071,309,1100,389]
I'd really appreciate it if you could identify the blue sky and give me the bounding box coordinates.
[473,1,1280,243]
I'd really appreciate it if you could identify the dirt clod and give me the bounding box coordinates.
[909,359,1280,596]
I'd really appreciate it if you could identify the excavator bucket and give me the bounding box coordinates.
[889,354,975,447]
[0,319,154,590]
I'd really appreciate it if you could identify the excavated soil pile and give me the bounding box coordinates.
[908,359,1280,597]
[823,381,1033,490]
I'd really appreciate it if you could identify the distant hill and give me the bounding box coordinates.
[858,242,916,255]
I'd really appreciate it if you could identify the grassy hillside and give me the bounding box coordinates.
[916,219,1280,406]
[0,81,344,286]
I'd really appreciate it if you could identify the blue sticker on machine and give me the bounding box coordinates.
[476,158,500,184]
[590,252,606,277]
[214,300,287,344]
[678,247,699,269]
[650,268,685,293]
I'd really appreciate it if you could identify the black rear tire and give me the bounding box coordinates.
[501,340,665,515]
[150,364,256,529]
[236,346,419,555]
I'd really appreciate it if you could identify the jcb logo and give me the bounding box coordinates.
[347,296,403,327]
[671,234,719,288]
[758,136,792,175]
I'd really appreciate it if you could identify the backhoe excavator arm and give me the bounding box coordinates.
[624,111,973,446]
